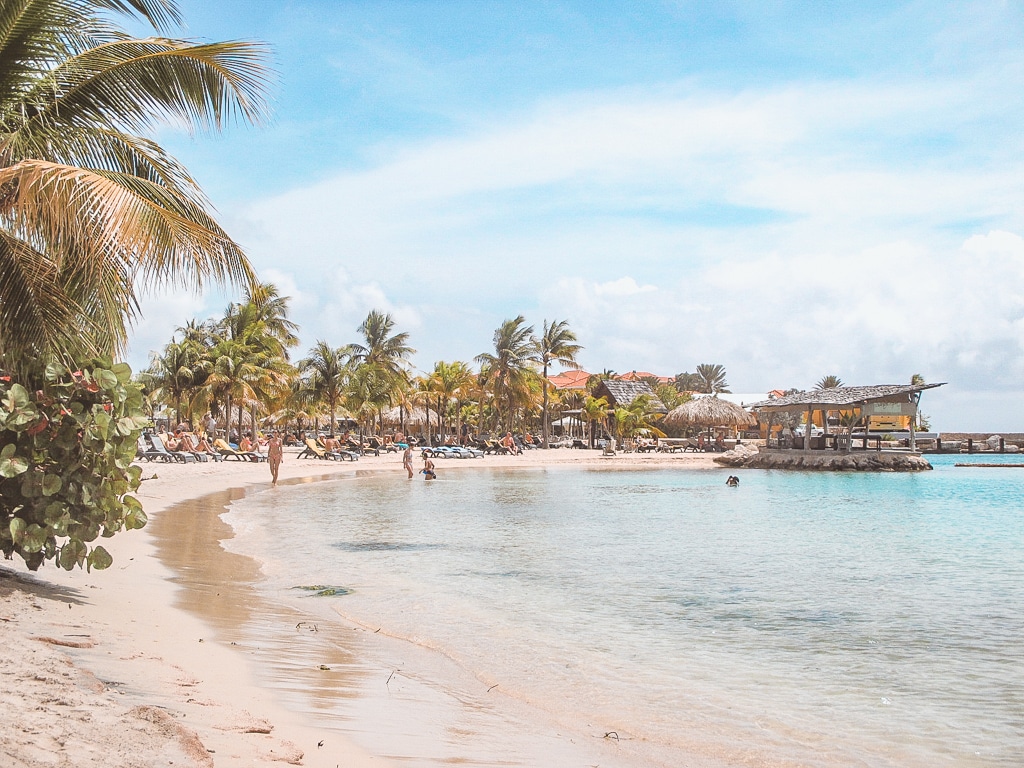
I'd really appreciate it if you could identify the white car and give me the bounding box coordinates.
[794,426,824,437]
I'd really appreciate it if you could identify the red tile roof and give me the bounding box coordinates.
[547,369,592,390]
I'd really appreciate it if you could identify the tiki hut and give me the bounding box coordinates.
[663,396,756,432]
[381,405,430,427]
[592,379,667,413]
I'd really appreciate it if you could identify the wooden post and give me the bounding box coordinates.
[967,438,973,453]
[805,406,813,453]
[1000,438,1005,453]
[909,411,917,452]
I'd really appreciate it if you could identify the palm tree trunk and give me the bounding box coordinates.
[541,362,549,448]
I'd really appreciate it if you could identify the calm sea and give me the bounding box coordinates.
[217,455,1024,767]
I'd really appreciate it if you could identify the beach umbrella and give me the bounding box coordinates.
[663,396,756,429]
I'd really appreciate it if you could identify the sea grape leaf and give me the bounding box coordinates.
[87,546,113,571]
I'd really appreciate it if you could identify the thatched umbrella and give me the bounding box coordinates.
[381,406,430,427]
[663,396,756,431]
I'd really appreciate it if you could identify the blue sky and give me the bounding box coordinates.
[129,1,1024,430]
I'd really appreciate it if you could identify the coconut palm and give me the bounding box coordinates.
[141,339,203,425]
[530,319,582,448]
[476,316,537,432]
[350,310,414,380]
[0,0,269,377]
[816,375,843,389]
[695,363,730,394]
[612,395,666,441]
[297,341,350,435]
[581,395,609,449]
[427,360,475,440]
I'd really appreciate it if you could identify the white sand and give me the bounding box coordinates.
[0,447,718,767]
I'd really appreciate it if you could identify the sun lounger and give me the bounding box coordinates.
[145,434,198,463]
[137,435,174,462]
[213,438,265,462]
[315,438,358,461]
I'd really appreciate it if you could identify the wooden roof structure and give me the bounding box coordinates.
[592,379,667,413]
[747,383,944,412]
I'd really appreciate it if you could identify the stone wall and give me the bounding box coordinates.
[714,445,932,472]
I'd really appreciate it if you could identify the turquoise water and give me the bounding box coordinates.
[224,456,1024,767]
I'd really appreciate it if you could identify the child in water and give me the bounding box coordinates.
[422,455,437,480]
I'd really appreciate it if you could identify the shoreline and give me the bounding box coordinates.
[2,448,718,768]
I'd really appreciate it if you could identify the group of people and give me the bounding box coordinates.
[402,444,436,480]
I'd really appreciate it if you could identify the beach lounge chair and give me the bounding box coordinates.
[367,436,397,453]
[137,435,173,462]
[145,434,197,463]
[315,437,359,461]
[213,438,265,462]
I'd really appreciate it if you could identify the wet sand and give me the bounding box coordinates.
[1,447,718,767]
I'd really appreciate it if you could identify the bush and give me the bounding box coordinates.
[0,360,149,571]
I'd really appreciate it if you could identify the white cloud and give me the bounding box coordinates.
[131,73,1024,430]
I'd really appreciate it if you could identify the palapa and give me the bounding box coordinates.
[664,396,756,428]
[381,405,430,426]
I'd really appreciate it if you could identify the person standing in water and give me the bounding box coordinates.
[403,444,414,479]
[422,455,436,480]
[268,431,283,486]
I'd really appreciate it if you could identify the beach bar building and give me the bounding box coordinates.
[747,383,944,453]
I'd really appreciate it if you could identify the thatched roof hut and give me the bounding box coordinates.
[746,383,944,411]
[664,396,756,428]
[381,405,431,427]
[592,379,667,413]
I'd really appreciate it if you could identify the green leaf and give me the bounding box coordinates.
[44,362,66,382]
[3,384,30,410]
[22,525,47,554]
[87,546,113,571]
[95,370,119,390]
[9,517,26,544]
[41,474,62,496]
[0,447,29,478]
[111,363,133,383]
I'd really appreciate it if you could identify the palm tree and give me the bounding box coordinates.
[674,371,703,393]
[816,375,843,389]
[142,339,204,425]
[0,0,269,378]
[350,310,415,380]
[581,395,610,449]
[695,363,730,394]
[297,341,350,435]
[530,319,582,448]
[427,360,475,440]
[476,316,537,432]
[612,395,666,442]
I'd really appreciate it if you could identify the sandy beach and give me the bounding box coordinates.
[2,446,719,768]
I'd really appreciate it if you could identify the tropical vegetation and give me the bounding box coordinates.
[0,0,268,570]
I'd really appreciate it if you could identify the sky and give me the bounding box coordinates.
[127,1,1024,431]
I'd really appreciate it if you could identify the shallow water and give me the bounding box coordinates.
[216,456,1024,767]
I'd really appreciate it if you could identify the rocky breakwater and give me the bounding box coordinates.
[714,444,932,471]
